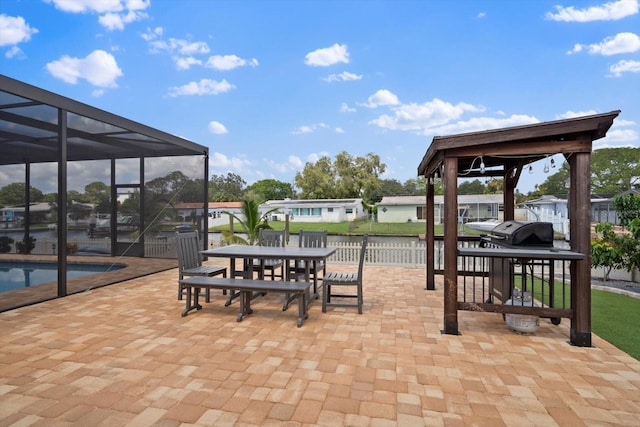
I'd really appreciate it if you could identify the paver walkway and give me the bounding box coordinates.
[1,264,639,426]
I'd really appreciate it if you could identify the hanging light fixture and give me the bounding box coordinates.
[480,156,486,174]
[550,158,556,168]
[528,164,533,174]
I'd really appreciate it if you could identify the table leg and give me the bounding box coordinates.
[297,290,308,327]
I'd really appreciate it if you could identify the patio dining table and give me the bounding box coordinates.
[201,244,337,305]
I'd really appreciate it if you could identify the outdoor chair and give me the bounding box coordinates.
[322,234,368,314]
[254,229,285,280]
[290,229,327,287]
[176,231,226,302]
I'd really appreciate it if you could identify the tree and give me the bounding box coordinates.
[295,151,387,204]
[591,147,640,194]
[84,181,110,212]
[209,173,246,201]
[537,161,570,196]
[403,177,428,196]
[295,156,337,199]
[592,219,640,280]
[458,179,485,195]
[221,198,279,245]
[379,179,404,196]
[0,183,44,207]
[244,179,293,203]
[613,193,640,227]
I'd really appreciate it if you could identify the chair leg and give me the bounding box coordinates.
[178,274,184,300]
[357,282,363,314]
[322,281,328,313]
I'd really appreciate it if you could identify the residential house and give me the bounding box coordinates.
[260,199,367,223]
[377,195,503,224]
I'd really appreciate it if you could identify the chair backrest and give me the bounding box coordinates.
[298,230,327,248]
[176,231,202,272]
[257,229,285,247]
[356,234,369,279]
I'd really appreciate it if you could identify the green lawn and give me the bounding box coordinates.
[592,290,640,361]
[513,276,639,360]
[211,220,452,236]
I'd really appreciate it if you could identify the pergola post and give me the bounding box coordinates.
[425,176,435,290]
[443,156,459,335]
[569,151,592,347]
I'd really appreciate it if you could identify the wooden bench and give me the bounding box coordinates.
[179,277,313,327]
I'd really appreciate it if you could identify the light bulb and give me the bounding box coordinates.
[544,163,549,173]
[480,158,485,174]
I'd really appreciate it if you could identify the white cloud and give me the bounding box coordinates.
[424,114,540,136]
[546,0,638,22]
[477,12,486,19]
[141,26,163,41]
[609,59,640,76]
[208,121,228,134]
[175,56,202,70]
[168,79,235,97]
[5,46,23,59]
[570,32,640,56]
[556,110,599,119]
[339,102,356,113]
[369,98,487,132]
[0,14,38,46]
[305,43,349,67]
[335,127,344,134]
[323,71,362,82]
[149,37,210,56]
[45,0,150,30]
[210,152,252,171]
[360,89,400,108]
[288,155,303,169]
[602,128,639,143]
[205,54,259,71]
[46,49,123,87]
[290,123,329,135]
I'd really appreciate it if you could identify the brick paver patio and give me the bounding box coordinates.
[1,263,639,426]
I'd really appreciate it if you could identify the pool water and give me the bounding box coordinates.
[0,261,125,293]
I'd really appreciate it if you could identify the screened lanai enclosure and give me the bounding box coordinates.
[0,75,209,301]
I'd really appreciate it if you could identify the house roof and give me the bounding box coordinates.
[174,202,243,209]
[0,75,207,165]
[261,199,363,208]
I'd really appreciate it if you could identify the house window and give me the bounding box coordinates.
[300,208,310,216]
[345,208,353,214]
[311,208,321,215]
[327,207,333,212]
[416,206,426,220]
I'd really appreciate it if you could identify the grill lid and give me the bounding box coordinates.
[489,221,554,247]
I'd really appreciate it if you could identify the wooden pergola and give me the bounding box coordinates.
[417,111,620,347]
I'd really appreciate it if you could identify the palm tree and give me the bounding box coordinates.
[221,198,279,245]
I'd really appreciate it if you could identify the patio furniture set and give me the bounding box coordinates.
[176,230,368,327]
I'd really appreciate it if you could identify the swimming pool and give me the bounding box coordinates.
[0,261,125,293]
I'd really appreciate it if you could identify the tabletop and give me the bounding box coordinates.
[202,244,336,260]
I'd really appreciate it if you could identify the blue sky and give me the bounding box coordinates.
[1,0,639,195]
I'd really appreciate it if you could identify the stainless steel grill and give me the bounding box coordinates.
[484,221,554,249]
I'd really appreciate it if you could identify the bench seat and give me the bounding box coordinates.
[179,276,312,327]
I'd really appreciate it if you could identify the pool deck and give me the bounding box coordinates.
[0,254,177,312]
[1,262,639,425]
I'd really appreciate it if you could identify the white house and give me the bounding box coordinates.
[377,195,503,223]
[260,199,367,223]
